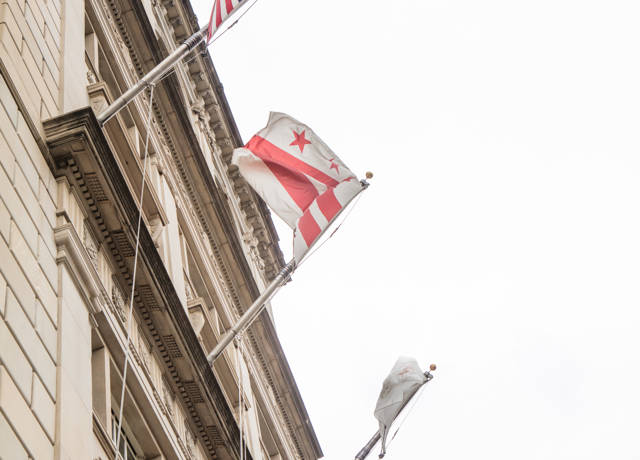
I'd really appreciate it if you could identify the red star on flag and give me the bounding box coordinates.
[329,159,339,174]
[290,129,312,153]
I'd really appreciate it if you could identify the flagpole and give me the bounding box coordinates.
[354,366,436,460]
[207,179,370,365]
[96,25,208,126]
[207,259,296,365]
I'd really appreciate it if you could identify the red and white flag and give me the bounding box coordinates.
[232,112,365,263]
[207,0,245,42]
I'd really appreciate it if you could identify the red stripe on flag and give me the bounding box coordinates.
[225,0,234,14]
[215,0,223,27]
[207,0,217,41]
[316,188,341,222]
[246,136,340,188]
[298,210,322,247]
[263,161,319,213]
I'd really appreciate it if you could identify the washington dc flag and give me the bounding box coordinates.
[232,112,365,263]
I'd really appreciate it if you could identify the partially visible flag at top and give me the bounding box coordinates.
[232,112,365,263]
[374,357,427,457]
[207,0,245,42]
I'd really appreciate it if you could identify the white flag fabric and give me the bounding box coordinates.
[232,112,364,263]
[374,357,427,456]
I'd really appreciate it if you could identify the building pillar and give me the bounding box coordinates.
[60,0,87,112]
[54,264,93,460]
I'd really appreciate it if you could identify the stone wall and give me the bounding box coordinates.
[0,0,322,458]
[0,0,62,126]
[0,71,58,460]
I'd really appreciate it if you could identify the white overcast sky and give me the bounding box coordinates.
[191,1,640,458]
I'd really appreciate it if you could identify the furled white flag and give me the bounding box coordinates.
[232,112,365,263]
[374,357,427,457]
[207,0,245,42]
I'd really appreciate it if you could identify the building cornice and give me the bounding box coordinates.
[44,108,248,460]
[82,0,322,456]
[121,2,322,458]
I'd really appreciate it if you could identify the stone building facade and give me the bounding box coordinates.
[0,0,321,459]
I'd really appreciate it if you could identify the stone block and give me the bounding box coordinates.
[35,273,57,329]
[0,163,38,253]
[13,164,40,227]
[24,2,43,33]
[40,172,57,205]
[9,219,56,313]
[0,130,16,182]
[19,0,60,80]
[0,0,25,39]
[38,2,59,35]
[0,197,10,243]
[31,372,54,441]
[0,309,32,401]
[35,298,56,361]
[9,216,37,270]
[36,295,56,329]
[43,23,58,59]
[5,258,36,325]
[24,0,44,35]
[42,59,57,101]
[0,411,29,460]
[38,179,56,229]
[4,288,56,398]
[0,235,36,321]
[39,218,56,264]
[0,3,21,53]
[21,24,43,74]
[11,0,25,13]
[16,111,53,192]
[34,199,51,237]
[0,366,53,460]
[40,39,59,82]
[0,71,18,127]
[38,234,57,293]
[47,0,61,18]
[10,215,58,305]
[0,273,5,317]
[19,39,57,115]
[0,25,40,120]
[1,112,38,191]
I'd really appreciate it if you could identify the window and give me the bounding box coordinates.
[111,410,139,460]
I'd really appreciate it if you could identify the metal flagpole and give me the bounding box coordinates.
[96,25,208,126]
[207,259,296,365]
[206,179,370,365]
[354,365,437,460]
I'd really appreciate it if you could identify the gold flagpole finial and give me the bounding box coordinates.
[365,171,374,179]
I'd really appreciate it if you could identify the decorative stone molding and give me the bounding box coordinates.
[44,108,244,460]
[111,277,127,324]
[83,0,322,456]
[162,378,174,417]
